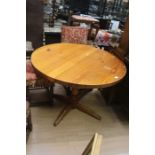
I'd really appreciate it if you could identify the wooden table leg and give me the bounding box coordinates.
[48,84,54,104]
[76,104,101,120]
[71,88,101,120]
[53,103,73,126]
[53,87,101,126]
[53,88,78,126]
[53,94,70,104]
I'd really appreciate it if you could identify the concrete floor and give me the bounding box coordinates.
[27,84,129,155]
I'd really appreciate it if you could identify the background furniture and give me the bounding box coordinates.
[98,18,111,29]
[100,17,129,112]
[26,59,54,105]
[31,43,127,126]
[26,41,34,59]
[58,0,128,29]
[26,0,43,49]
[71,15,99,25]
[44,31,61,44]
[88,0,100,16]
[95,30,121,48]
[110,17,129,112]
[26,100,32,142]
[61,26,89,44]
[43,2,53,26]
[88,0,129,20]
[111,16,129,59]
[70,15,99,39]
[70,0,90,14]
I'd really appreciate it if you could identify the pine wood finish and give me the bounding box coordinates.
[82,133,103,155]
[31,43,126,88]
[31,43,126,126]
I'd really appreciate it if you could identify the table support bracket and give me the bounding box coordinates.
[53,88,102,126]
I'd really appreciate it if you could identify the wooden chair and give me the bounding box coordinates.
[82,133,103,155]
[26,59,54,104]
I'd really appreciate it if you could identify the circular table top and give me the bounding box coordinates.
[31,43,127,88]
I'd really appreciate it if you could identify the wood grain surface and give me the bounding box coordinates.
[71,15,99,24]
[31,43,127,88]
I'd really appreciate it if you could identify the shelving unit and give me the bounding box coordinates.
[88,0,129,22]
[88,0,100,16]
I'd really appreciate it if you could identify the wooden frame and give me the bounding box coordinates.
[82,133,103,155]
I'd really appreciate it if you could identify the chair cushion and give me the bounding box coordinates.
[26,59,35,73]
[26,72,37,81]
[61,26,89,44]
[26,60,37,80]
[95,30,121,47]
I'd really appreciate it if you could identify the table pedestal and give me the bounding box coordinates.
[52,88,101,126]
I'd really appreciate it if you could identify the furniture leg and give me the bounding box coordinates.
[77,89,92,100]
[71,88,101,120]
[48,84,54,105]
[53,88,101,126]
[53,103,73,126]
[107,86,116,105]
[26,86,30,101]
[76,104,101,120]
[64,86,72,96]
[53,87,78,126]
[53,94,70,104]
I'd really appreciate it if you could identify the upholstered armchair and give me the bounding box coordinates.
[26,59,54,104]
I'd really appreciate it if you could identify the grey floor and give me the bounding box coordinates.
[27,84,129,155]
